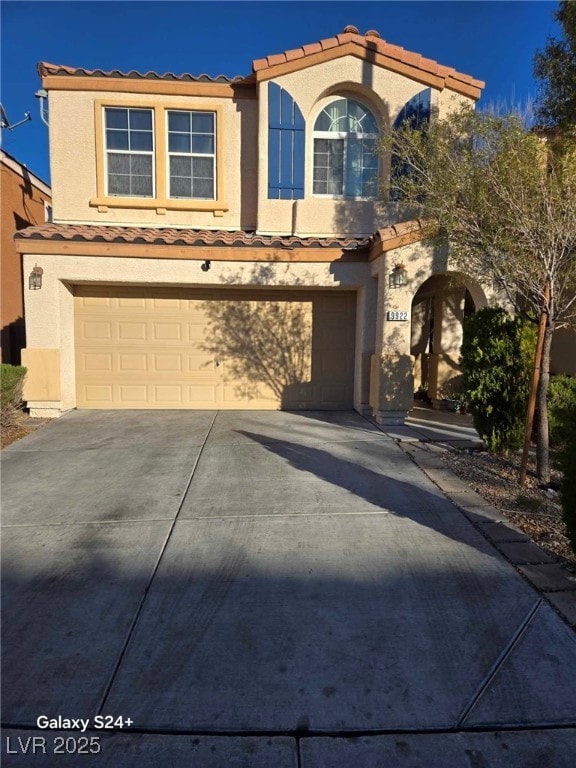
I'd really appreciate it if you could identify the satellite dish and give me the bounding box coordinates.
[0,103,32,145]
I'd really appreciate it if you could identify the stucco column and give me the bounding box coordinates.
[369,256,414,425]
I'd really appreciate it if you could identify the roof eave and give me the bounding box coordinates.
[253,35,485,100]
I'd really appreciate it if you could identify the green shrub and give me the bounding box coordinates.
[556,403,576,555]
[548,374,576,446]
[1,364,27,435]
[460,307,534,453]
[1,364,26,404]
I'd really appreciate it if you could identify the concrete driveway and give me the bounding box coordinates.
[2,410,575,766]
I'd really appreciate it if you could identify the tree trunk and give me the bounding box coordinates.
[536,324,554,483]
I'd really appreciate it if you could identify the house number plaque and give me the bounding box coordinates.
[386,311,409,321]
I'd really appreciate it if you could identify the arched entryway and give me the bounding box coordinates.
[411,272,487,408]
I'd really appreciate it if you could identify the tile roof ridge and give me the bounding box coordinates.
[250,27,485,94]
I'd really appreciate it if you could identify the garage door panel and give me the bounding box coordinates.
[320,384,348,403]
[82,353,113,372]
[153,354,183,373]
[118,296,147,308]
[188,385,218,403]
[187,353,216,373]
[117,353,147,372]
[83,385,114,404]
[118,385,148,403]
[152,323,182,341]
[319,350,348,377]
[118,322,147,341]
[317,294,350,314]
[82,321,112,340]
[187,322,209,342]
[82,296,112,308]
[151,296,181,309]
[153,385,183,404]
[75,287,355,410]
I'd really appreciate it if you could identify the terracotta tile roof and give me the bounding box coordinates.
[39,27,483,98]
[38,61,252,85]
[253,26,485,98]
[14,223,371,250]
[374,219,433,243]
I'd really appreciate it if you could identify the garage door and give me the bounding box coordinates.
[74,286,356,409]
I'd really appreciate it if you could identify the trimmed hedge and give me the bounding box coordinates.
[460,307,534,453]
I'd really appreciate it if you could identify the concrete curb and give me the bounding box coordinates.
[398,441,576,630]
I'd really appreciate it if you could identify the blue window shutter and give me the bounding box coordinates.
[391,89,432,201]
[268,82,305,199]
[268,83,281,199]
[394,88,432,129]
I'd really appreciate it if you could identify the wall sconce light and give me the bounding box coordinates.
[29,265,43,290]
[201,260,211,272]
[389,263,407,288]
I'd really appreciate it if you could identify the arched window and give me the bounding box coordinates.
[313,98,379,198]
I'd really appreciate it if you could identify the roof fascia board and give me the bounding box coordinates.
[41,74,257,100]
[14,238,368,263]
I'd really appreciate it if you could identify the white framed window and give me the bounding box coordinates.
[313,98,379,199]
[104,107,154,197]
[167,110,216,200]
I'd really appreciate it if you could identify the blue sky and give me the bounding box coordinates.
[1,1,561,184]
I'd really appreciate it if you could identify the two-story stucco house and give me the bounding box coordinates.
[15,26,491,423]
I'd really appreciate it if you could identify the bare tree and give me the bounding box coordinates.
[384,108,576,481]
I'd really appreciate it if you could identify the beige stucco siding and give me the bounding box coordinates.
[47,62,475,239]
[256,56,470,237]
[21,237,497,421]
[22,251,377,415]
[436,89,475,120]
[48,90,258,229]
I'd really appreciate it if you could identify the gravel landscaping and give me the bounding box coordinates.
[0,412,50,449]
[441,446,575,568]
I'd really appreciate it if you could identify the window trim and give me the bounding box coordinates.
[91,99,227,215]
[104,106,156,199]
[311,98,379,201]
[166,109,217,201]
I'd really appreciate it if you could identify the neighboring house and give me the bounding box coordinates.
[1,149,51,365]
[16,25,495,422]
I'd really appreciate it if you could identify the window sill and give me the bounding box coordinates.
[89,197,229,216]
[312,194,376,201]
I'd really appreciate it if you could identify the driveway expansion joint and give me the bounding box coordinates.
[93,410,219,717]
[456,599,543,727]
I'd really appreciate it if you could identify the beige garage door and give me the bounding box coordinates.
[74,286,356,409]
